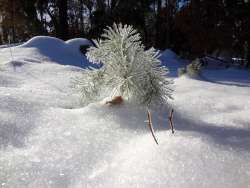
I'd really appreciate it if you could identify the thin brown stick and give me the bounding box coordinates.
[147,109,159,145]
[168,109,174,134]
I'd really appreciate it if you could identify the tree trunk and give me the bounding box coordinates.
[58,0,68,40]
[10,0,16,42]
[79,0,84,35]
[165,0,170,48]
[191,0,201,27]
[155,0,162,48]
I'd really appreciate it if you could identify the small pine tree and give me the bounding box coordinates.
[74,23,173,105]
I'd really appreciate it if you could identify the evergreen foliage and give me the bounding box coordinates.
[186,59,202,77]
[75,23,173,105]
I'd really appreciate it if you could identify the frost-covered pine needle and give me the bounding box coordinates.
[74,23,173,105]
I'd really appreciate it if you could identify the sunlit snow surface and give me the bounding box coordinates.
[1,38,250,188]
[0,36,95,68]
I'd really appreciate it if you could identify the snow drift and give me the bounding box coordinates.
[159,49,188,77]
[0,38,250,188]
[0,36,95,68]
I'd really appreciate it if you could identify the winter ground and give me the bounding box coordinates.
[0,37,250,188]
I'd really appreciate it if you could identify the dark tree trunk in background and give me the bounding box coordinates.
[191,0,201,36]
[79,0,84,35]
[157,0,162,16]
[10,0,16,42]
[22,0,45,35]
[96,0,106,10]
[191,0,201,18]
[155,0,162,48]
[190,0,204,55]
[58,0,69,40]
[165,0,173,48]
[111,0,117,11]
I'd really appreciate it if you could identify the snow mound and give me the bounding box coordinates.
[66,38,93,49]
[21,36,65,48]
[66,38,93,58]
[161,49,179,60]
[159,49,187,77]
[0,36,95,68]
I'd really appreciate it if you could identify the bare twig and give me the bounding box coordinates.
[8,37,14,62]
[147,109,159,145]
[168,109,174,134]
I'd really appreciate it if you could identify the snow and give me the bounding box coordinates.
[202,68,250,87]
[159,49,188,77]
[66,38,93,49]
[0,36,96,68]
[1,37,250,187]
[0,43,23,49]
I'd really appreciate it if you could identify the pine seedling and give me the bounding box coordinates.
[74,23,173,106]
